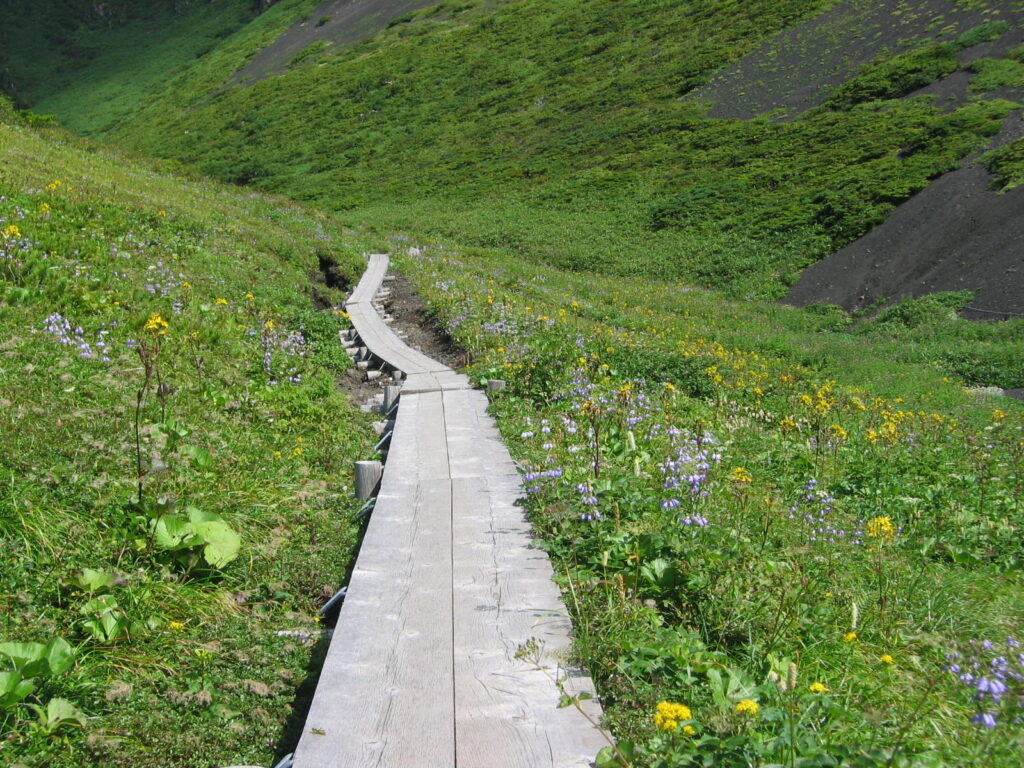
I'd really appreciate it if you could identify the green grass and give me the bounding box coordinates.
[396,237,1024,767]
[0,107,375,767]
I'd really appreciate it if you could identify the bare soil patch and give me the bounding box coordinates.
[232,0,438,84]
[379,272,468,369]
[784,113,1024,320]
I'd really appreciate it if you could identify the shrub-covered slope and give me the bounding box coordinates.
[6,0,1024,307]
[0,103,375,767]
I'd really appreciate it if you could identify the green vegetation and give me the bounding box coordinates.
[0,103,375,766]
[981,136,1024,190]
[2,0,1024,765]
[0,0,326,136]
[69,0,1011,300]
[402,239,1024,767]
[821,42,960,110]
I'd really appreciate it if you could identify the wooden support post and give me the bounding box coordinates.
[354,460,383,500]
[382,385,401,414]
[366,369,382,382]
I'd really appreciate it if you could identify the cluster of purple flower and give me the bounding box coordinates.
[260,323,309,385]
[143,261,184,296]
[41,313,113,362]
[577,482,601,522]
[945,637,1023,728]
[785,478,863,545]
[660,428,720,527]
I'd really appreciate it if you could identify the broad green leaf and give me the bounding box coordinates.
[154,513,196,550]
[76,567,117,593]
[0,671,34,706]
[44,637,75,676]
[187,506,222,524]
[45,697,87,729]
[0,642,46,672]
[192,520,241,568]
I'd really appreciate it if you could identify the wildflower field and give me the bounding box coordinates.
[0,107,378,766]
[401,244,1024,767]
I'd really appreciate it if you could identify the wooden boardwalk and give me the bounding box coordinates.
[292,255,607,768]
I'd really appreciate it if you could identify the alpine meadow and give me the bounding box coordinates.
[1,1,1023,767]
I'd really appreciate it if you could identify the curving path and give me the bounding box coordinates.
[292,254,607,768]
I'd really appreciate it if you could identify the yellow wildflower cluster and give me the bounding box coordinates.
[829,424,848,440]
[866,516,896,543]
[653,700,694,732]
[735,699,759,717]
[46,179,62,191]
[879,654,895,665]
[38,202,50,215]
[2,224,21,239]
[143,313,169,335]
[809,682,828,694]
[843,632,858,643]
[730,466,753,485]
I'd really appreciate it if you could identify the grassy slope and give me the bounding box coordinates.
[0,108,376,767]
[73,0,1009,302]
[401,237,1024,766]
[7,1,1022,302]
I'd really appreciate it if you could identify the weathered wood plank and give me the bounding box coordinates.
[293,394,456,767]
[296,253,607,768]
[346,253,390,305]
[451,474,608,767]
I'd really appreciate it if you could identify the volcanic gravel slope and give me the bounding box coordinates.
[785,112,1024,320]
[687,0,1024,318]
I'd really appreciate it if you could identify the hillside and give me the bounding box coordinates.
[5,0,1022,311]
[0,98,379,767]
[2,2,1024,766]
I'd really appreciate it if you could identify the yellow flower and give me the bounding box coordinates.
[193,648,212,660]
[730,466,753,485]
[779,416,797,432]
[653,700,693,732]
[735,699,759,717]
[143,313,169,335]
[38,202,50,214]
[46,179,62,191]
[879,654,895,665]
[829,424,848,440]
[215,297,229,306]
[274,450,283,459]
[243,292,255,301]
[843,632,858,643]
[264,319,275,330]
[156,209,167,217]
[992,409,1006,423]
[809,682,828,694]
[2,224,21,239]
[169,621,185,631]
[866,516,896,543]
[664,381,676,393]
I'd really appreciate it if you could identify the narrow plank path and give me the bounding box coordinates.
[292,255,607,768]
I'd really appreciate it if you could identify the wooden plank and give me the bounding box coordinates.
[293,391,456,768]
[346,253,390,305]
[451,474,608,767]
